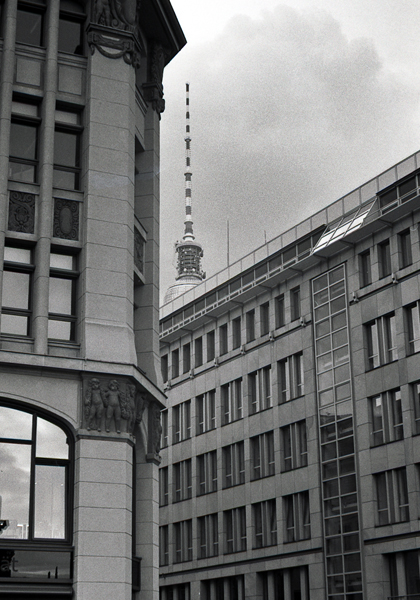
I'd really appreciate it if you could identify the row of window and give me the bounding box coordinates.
[3,1,86,55]
[1,244,78,340]
[159,493,310,565]
[160,422,307,504]
[161,288,301,381]
[10,100,82,189]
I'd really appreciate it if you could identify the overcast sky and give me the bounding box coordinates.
[159,0,420,303]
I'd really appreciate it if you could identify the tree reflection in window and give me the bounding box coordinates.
[0,404,70,541]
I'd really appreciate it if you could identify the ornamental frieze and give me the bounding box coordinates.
[53,198,79,240]
[8,191,35,234]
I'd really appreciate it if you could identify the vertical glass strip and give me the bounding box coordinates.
[312,265,364,600]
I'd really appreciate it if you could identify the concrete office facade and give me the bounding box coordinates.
[0,1,185,599]
[159,151,420,600]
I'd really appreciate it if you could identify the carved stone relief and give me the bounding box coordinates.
[83,377,149,436]
[134,227,145,274]
[147,401,162,460]
[142,41,168,116]
[8,191,35,234]
[53,198,79,240]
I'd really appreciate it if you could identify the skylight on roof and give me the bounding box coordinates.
[312,201,375,253]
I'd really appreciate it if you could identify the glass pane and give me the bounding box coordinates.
[332,311,346,331]
[50,253,74,270]
[34,465,66,538]
[48,319,72,341]
[16,9,42,46]
[1,314,28,336]
[10,122,37,160]
[313,274,328,293]
[317,335,331,355]
[316,319,330,337]
[36,418,68,459]
[2,271,30,309]
[8,161,36,183]
[49,277,72,314]
[54,131,79,168]
[0,443,31,539]
[4,549,72,579]
[53,168,78,190]
[0,406,32,439]
[58,18,83,54]
[4,247,31,264]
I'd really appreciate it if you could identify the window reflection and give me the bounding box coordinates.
[36,418,68,459]
[0,443,31,539]
[0,406,32,439]
[34,465,65,539]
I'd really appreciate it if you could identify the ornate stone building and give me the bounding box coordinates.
[0,1,185,599]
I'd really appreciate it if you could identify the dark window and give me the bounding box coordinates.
[281,420,307,471]
[197,450,217,495]
[219,323,228,355]
[411,381,420,435]
[194,336,203,368]
[53,111,82,190]
[260,302,270,336]
[59,0,85,55]
[249,366,272,414]
[253,499,277,548]
[16,2,45,47]
[365,313,397,369]
[222,441,244,488]
[196,390,216,434]
[206,330,215,362]
[159,525,169,566]
[0,402,72,541]
[406,303,420,355]
[284,492,310,542]
[232,316,241,349]
[9,102,40,183]
[171,349,179,378]
[278,352,304,402]
[161,354,168,383]
[159,467,168,506]
[48,252,78,341]
[359,250,372,287]
[173,520,192,563]
[161,410,168,448]
[370,389,403,446]
[224,507,246,554]
[1,246,34,336]
[399,229,412,269]
[246,309,255,343]
[250,431,275,480]
[173,459,192,502]
[275,293,285,328]
[378,239,392,278]
[173,400,191,443]
[290,286,300,321]
[221,379,242,424]
[198,513,218,559]
[375,468,409,525]
[182,343,190,373]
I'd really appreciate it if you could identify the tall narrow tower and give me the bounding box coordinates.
[164,83,205,303]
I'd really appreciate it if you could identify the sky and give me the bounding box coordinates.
[159,0,420,303]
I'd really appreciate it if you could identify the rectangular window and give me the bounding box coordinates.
[250,431,275,480]
[1,246,34,337]
[198,513,218,559]
[249,366,272,414]
[183,343,191,373]
[365,312,397,369]
[161,410,168,448]
[221,378,243,424]
[290,286,301,321]
[159,467,168,506]
[378,239,392,278]
[281,420,308,471]
[197,450,217,496]
[359,250,372,287]
[171,349,179,378]
[405,302,420,355]
[196,390,216,434]
[16,2,44,47]
[207,330,215,362]
[411,381,420,435]
[173,459,192,503]
[173,520,192,563]
[194,336,203,368]
[219,323,228,355]
[275,293,285,329]
[278,352,304,402]
[375,468,409,525]
[59,1,85,55]
[159,525,169,566]
[246,309,255,343]
[232,316,241,349]
[224,507,246,554]
[222,441,245,488]
[48,252,78,341]
[53,110,82,190]
[9,101,40,183]
[260,302,270,336]
[253,499,277,548]
[161,354,168,383]
[173,400,191,443]
[370,389,403,446]
[399,229,412,269]
[284,492,311,542]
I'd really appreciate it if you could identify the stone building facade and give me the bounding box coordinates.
[159,151,420,600]
[0,1,185,599]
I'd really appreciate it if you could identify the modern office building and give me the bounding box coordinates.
[159,150,420,600]
[0,1,185,599]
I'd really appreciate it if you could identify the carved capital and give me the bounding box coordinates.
[8,191,35,234]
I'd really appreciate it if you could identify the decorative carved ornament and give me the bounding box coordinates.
[142,41,169,117]
[147,401,162,463]
[8,191,35,234]
[88,0,142,67]
[134,227,145,274]
[83,377,148,436]
[53,198,79,240]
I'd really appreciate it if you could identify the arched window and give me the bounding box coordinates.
[0,404,72,541]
